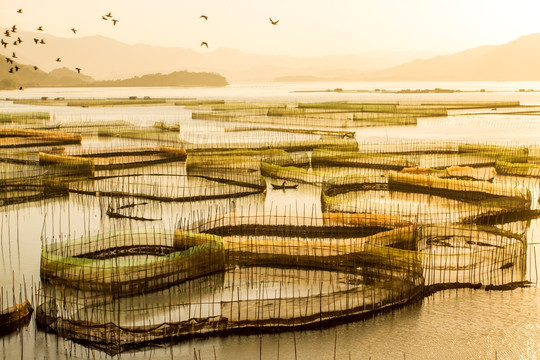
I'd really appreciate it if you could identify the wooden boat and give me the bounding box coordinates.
[271,183,298,190]
[0,299,33,334]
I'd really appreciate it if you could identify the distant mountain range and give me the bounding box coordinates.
[2,28,540,86]
[0,27,429,82]
[277,34,540,82]
[362,33,540,81]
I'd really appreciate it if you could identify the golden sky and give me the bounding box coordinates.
[2,0,540,57]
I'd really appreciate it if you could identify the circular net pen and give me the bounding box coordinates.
[66,170,267,202]
[37,213,423,354]
[40,228,226,296]
[321,173,533,224]
[417,224,528,290]
[0,163,69,206]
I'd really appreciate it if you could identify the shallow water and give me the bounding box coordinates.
[1,82,540,359]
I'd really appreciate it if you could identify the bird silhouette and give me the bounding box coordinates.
[12,52,17,58]
[106,12,113,17]
[200,15,208,20]
[56,58,61,62]
[14,65,19,72]
[16,37,22,44]
[33,66,38,71]
[17,9,22,14]
[37,26,43,31]
[75,67,81,74]
[1,39,7,48]
[11,25,17,32]
[5,57,13,64]
[71,28,77,34]
[112,19,119,25]
[19,86,23,90]
[33,38,39,44]
[269,18,279,25]
[40,39,46,44]
[8,68,13,73]
[102,16,108,20]
[4,30,10,37]
[200,42,208,48]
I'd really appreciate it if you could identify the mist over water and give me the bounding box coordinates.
[0,82,539,359]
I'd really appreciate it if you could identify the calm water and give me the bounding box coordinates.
[1,82,539,359]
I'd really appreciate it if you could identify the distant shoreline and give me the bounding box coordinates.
[291,88,539,94]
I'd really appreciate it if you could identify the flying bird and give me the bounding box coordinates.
[106,12,113,17]
[0,40,7,48]
[102,16,108,20]
[5,57,13,64]
[12,52,17,58]
[14,65,19,72]
[33,38,39,44]
[112,19,119,25]
[17,9,22,14]
[75,67,81,73]
[40,39,46,44]
[200,15,208,20]
[19,87,24,90]
[11,25,17,32]
[4,30,10,37]
[56,58,61,62]
[71,28,77,34]
[200,42,208,48]
[8,68,13,73]
[16,37,22,44]
[269,18,279,25]
[33,66,38,71]
[37,26,43,31]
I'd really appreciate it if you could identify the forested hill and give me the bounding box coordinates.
[0,61,228,89]
[93,71,228,87]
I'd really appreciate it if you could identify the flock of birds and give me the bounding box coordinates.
[2,8,120,88]
[2,9,279,89]
[199,15,279,48]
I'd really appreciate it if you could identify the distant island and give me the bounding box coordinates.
[93,71,228,87]
[0,63,228,90]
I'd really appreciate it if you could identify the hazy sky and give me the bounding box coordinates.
[1,0,540,57]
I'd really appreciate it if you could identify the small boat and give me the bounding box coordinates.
[271,183,298,190]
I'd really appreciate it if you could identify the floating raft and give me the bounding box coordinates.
[98,128,188,146]
[400,166,497,181]
[0,128,81,148]
[13,98,170,107]
[0,111,50,125]
[495,160,540,178]
[388,172,529,203]
[40,146,187,171]
[312,149,416,170]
